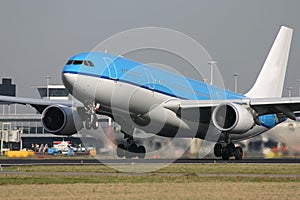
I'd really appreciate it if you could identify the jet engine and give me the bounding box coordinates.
[41,105,83,135]
[212,103,255,134]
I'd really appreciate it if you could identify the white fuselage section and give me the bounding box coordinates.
[63,72,269,142]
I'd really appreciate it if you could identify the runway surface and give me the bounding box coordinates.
[0,158,299,166]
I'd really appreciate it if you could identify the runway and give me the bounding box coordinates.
[0,158,299,166]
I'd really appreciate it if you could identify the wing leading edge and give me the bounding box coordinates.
[0,95,83,113]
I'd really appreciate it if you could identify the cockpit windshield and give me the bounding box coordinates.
[84,60,94,67]
[73,60,83,65]
[66,60,94,67]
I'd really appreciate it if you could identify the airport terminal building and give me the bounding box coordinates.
[0,78,110,153]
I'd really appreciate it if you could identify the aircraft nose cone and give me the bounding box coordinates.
[62,71,75,94]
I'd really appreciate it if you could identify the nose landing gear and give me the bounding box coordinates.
[85,114,99,129]
[84,103,100,130]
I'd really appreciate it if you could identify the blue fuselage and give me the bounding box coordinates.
[62,52,279,132]
[63,52,245,100]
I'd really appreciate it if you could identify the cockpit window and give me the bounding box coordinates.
[73,60,83,65]
[66,60,73,65]
[66,60,94,67]
[84,60,95,67]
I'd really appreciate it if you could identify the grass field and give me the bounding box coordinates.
[0,164,299,199]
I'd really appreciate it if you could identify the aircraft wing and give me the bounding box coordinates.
[163,97,300,120]
[0,95,84,113]
[249,97,300,119]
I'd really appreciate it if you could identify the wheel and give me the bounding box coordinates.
[128,144,138,158]
[234,146,243,160]
[124,144,138,159]
[117,144,126,158]
[125,150,132,159]
[92,116,99,129]
[92,120,99,129]
[85,120,92,129]
[214,143,222,157]
[128,144,138,152]
[227,143,235,154]
[221,143,235,160]
[137,146,146,159]
[221,151,230,160]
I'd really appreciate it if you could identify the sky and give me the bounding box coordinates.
[0,0,300,98]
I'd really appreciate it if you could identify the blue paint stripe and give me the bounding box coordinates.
[63,71,184,99]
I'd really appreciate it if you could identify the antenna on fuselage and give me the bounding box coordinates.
[104,49,108,53]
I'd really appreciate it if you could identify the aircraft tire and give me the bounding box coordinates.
[85,120,92,130]
[221,152,230,160]
[214,143,222,157]
[124,150,132,159]
[137,146,146,159]
[221,143,235,160]
[117,144,126,158]
[92,116,99,129]
[234,146,243,160]
[128,144,138,158]
[227,143,236,153]
[92,121,99,129]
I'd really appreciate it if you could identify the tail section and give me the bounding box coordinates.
[245,26,293,98]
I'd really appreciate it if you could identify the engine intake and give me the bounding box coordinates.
[212,103,255,134]
[42,105,83,135]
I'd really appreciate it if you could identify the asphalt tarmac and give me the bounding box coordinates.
[0,158,299,166]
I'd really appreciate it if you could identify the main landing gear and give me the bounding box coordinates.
[213,133,244,160]
[116,134,146,159]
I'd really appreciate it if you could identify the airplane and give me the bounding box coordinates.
[0,26,299,160]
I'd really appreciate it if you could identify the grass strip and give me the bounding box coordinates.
[3,163,300,174]
[0,173,299,185]
[0,163,300,185]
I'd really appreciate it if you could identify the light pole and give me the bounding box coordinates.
[234,73,238,93]
[208,61,217,85]
[45,76,51,99]
[287,87,293,98]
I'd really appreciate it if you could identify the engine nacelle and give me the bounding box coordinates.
[41,105,83,135]
[212,103,255,134]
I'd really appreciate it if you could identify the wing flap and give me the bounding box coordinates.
[163,98,248,123]
[163,97,300,121]
[249,97,300,119]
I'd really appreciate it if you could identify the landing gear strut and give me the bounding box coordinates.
[84,103,100,130]
[116,134,146,159]
[214,133,244,160]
